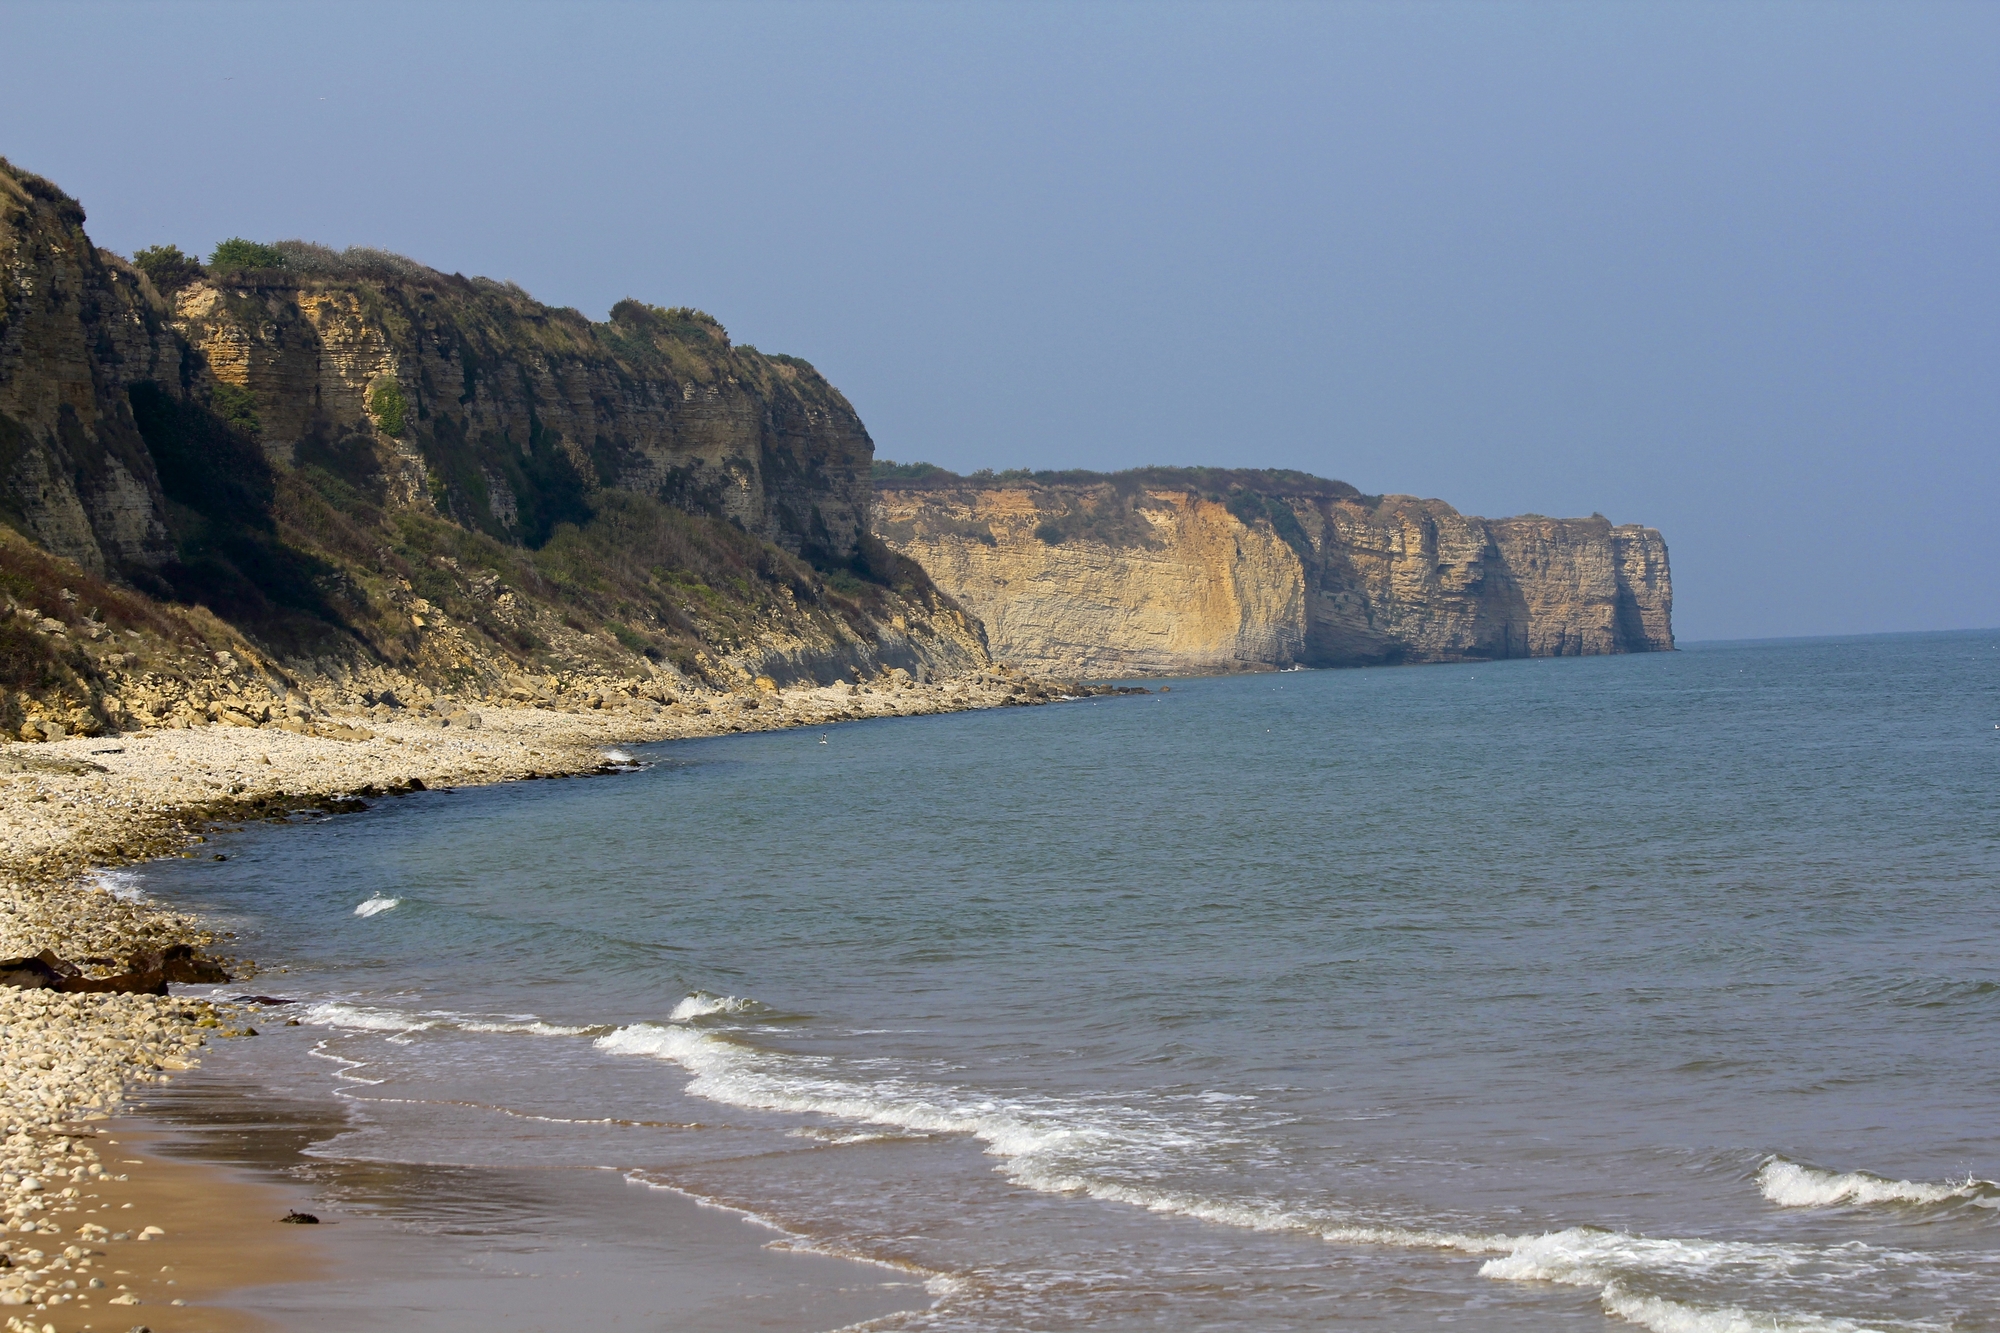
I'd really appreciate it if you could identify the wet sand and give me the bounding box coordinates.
[9,1123,326,1333]
[126,1074,927,1333]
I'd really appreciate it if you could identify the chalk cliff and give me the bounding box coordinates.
[874,469,1671,676]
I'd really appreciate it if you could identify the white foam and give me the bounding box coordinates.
[1481,1228,1932,1333]
[1599,1282,1884,1333]
[593,1019,1503,1254]
[353,896,400,917]
[592,1010,1962,1333]
[456,1017,599,1037]
[603,748,635,765]
[1756,1156,1992,1209]
[86,868,147,903]
[667,992,762,1022]
[304,1001,440,1033]
[303,1000,594,1038]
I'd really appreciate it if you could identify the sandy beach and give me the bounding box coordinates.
[0,670,1079,1330]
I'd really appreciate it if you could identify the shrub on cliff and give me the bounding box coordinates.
[210,382,261,437]
[873,459,954,482]
[272,240,438,282]
[367,379,409,437]
[208,237,286,273]
[132,244,205,294]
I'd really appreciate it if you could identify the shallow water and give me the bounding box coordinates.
[138,631,2000,1331]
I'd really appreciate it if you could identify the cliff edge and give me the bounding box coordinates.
[874,467,1671,677]
[0,159,988,741]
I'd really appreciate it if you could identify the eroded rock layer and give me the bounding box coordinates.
[0,159,989,730]
[875,473,1672,676]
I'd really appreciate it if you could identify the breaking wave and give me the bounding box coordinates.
[353,896,400,917]
[589,997,1953,1333]
[1757,1156,1997,1209]
[87,868,148,903]
[303,1000,595,1037]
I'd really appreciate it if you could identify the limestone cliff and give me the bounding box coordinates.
[874,468,1672,676]
[0,159,989,735]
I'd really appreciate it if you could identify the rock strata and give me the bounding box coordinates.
[0,157,993,717]
[875,470,1672,676]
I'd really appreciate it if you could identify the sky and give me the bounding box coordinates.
[5,1,1995,641]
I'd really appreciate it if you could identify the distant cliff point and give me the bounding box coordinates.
[872,464,1672,677]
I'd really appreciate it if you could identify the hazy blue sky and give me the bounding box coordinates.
[7,1,1995,640]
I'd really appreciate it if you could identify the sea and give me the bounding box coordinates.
[119,630,2000,1332]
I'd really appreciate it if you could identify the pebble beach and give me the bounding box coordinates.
[0,670,1066,1328]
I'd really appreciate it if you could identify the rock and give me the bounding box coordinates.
[0,956,64,990]
[876,474,1673,675]
[278,1211,319,1224]
[0,945,229,995]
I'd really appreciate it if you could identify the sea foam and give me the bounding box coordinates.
[1483,1229,1925,1333]
[667,992,764,1022]
[592,999,1952,1333]
[87,869,147,903]
[1756,1156,1995,1209]
[354,896,400,917]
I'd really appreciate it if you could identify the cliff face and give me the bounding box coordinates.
[0,160,988,716]
[0,169,181,574]
[168,278,872,563]
[875,472,1672,676]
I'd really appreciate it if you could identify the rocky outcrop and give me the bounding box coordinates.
[168,278,873,563]
[0,168,181,574]
[0,160,990,708]
[0,944,230,995]
[875,471,1672,676]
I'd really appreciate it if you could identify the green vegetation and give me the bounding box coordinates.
[872,459,953,482]
[1031,490,1158,548]
[871,461,1360,501]
[131,244,205,293]
[209,382,261,436]
[207,238,286,273]
[367,379,409,437]
[0,525,193,693]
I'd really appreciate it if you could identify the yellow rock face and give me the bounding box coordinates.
[877,483,1672,676]
[879,489,1306,677]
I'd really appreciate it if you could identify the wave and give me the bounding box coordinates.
[591,998,1954,1333]
[1483,1228,1947,1333]
[353,896,400,917]
[668,992,780,1022]
[295,990,1949,1332]
[87,868,147,902]
[1757,1156,1997,1209]
[303,1000,596,1038]
[1598,1282,1890,1333]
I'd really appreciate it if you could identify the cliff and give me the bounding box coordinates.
[0,159,988,740]
[873,467,1672,676]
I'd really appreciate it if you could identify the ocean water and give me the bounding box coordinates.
[134,631,2000,1332]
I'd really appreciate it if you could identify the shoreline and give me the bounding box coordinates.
[0,671,1078,1329]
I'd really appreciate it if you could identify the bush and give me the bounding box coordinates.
[132,244,205,293]
[872,459,954,482]
[208,238,286,273]
[367,379,409,437]
[211,382,261,436]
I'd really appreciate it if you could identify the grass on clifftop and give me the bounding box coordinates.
[872,460,1363,501]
